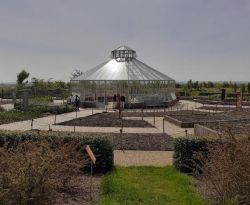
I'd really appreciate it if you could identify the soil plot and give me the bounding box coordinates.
[57,112,154,128]
[164,110,250,128]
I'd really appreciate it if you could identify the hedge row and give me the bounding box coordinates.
[0,131,113,173]
[173,138,210,174]
[14,103,75,114]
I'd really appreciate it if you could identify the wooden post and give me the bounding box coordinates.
[31,119,34,130]
[154,113,156,126]
[163,118,165,134]
[54,114,57,124]
[120,128,123,150]
[90,161,93,201]
[49,124,52,131]
[121,117,123,130]
[141,108,143,120]
[185,129,188,137]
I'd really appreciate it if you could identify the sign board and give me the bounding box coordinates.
[85,145,96,164]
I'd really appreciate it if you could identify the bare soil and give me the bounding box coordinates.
[122,111,168,117]
[58,112,154,128]
[55,172,101,205]
[165,110,250,124]
[200,120,250,136]
[110,133,175,151]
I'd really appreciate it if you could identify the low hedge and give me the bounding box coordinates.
[14,102,75,114]
[173,138,209,174]
[0,131,114,173]
[30,105,75,114]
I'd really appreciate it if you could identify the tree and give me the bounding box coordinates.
[233,83,238,93]
[247,82,250,93]
[17,69,29,88]
[241,84,246,93]
[193,81,199,90]
[222,82,230,88]
[71,69,83,79]
[187,80,193,91]
[207,81,214,88]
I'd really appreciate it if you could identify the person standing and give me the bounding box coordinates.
[75,95,80,110]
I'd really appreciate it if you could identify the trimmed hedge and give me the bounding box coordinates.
[14,103,75,114]
[30,105,75,114]
[173,138,209,174]
[0,131,114,173]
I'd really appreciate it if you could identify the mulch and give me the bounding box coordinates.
[110,133,175,151]
[55,172,101,205]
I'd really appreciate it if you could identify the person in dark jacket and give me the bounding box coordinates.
[75,95,80,110]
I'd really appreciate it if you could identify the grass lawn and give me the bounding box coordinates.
[97,166,209,205]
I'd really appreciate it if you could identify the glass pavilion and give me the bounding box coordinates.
[71,46,176,108]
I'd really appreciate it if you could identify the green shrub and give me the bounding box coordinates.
[0,110,42,124]
[29,96,53,103]
[30,105,75,114]
[173,138,209,174]
[0,131,114,174]
[79,137,114,173]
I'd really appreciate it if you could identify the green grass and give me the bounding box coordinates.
[0,110,43,124]
[97,166,209,205]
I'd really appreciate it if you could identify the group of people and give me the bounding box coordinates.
[67,94,80,110]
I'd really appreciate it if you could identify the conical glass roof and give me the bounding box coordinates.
[74,46,174,81]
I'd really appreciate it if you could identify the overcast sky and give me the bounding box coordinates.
[0,0,250,82]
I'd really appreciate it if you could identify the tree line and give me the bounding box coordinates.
[176,80,250,93]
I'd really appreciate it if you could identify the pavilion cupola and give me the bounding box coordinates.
[111,45,137,62]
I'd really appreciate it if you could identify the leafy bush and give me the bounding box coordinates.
[79,137,114,173]
[173,138,209,174]
[0,131,114,174]
[0,140,84,205]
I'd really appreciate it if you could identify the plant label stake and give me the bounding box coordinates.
[85,145,96,201]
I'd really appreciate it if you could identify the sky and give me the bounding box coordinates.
[0,0,250,83]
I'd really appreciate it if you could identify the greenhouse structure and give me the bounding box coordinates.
[71,46,176,108]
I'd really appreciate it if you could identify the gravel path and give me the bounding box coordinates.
[0,103,14,111]
[0,100,196,137]
[114,150,173,166]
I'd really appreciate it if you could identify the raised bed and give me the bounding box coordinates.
[197,120,250,137]
[164,110,250,128]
